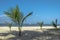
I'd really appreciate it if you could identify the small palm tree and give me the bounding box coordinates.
[38,21,43,30]
[5,21,12,32]
[52,19,57,29]
[4,5,33,36]
[8,23,12,32]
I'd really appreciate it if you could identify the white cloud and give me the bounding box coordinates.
[0,14,7,18]
[0,14,11,23]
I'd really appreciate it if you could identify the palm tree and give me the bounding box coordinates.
[52,19,57,29]
[5,21,12,32]
[4,5,33,36]
[8,23,12,32]
[38,21,43,30]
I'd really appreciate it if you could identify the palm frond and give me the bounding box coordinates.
[38,21,43,27]
[21,12,33,26]
[4,11,11,17]
[4,5,23,24]
[52,21,57,28]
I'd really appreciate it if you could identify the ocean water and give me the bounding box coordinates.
[0,23,60,26]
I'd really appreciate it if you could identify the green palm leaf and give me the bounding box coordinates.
[52,21,56,27]
[21,12,33,26]
[52,19,57,29]
[38,21,43,30]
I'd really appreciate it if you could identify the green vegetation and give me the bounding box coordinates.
[38,21,43,30]
[8,23,12,32]
[52,19,57,29]
[4,5,33,36]
[5,21,12,32]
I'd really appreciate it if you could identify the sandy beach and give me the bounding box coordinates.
[0,26,60,40]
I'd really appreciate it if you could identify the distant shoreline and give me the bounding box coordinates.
[0,26,60,27]
[0,24,60,26]
[0,23,60,26]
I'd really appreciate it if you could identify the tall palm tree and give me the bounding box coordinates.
[4,5,33,36]
[52,19,57,29]
[38,21,43,30]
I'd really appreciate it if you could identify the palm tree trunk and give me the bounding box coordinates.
[18,22,21,36]
[40,26,42,30]
[10,28,11,32]
[18,26,21,36]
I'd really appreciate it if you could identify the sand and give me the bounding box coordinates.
[0,26,60,40]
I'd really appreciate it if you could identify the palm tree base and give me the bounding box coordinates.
[19,31,21,36]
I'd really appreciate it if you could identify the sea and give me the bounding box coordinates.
[0,23,60,26]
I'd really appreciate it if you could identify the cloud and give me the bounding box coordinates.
[0,14,7,18]
[0,14,10,23]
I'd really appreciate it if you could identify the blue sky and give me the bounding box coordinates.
[0,0,60,24]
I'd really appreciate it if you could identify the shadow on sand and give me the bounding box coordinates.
[0,29,60,40]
